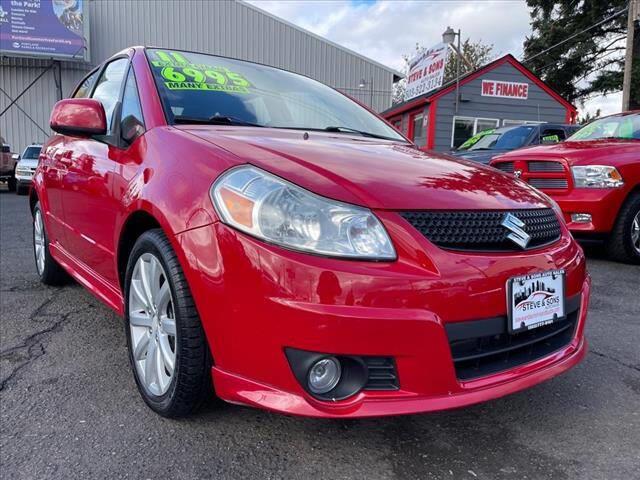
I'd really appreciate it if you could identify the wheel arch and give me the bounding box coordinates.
[116,210,163,292]
[29,187,39,216]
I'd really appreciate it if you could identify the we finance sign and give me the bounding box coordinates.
[404,43,448,101]
[481,80,529,100]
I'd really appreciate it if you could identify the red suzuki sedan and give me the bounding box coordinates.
[32,47,590,418]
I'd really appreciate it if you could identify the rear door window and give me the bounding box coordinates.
[540,128,566,144]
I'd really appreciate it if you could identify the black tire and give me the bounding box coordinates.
[124,229,212,417]
[605,192,640,265]
[7,175,16,192]
[33,202,68,285]
[16,184,29,196]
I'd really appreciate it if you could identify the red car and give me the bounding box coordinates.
[491,112,640,264]
[32,47,590,418]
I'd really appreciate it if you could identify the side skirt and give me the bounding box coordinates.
[49,242,124,316]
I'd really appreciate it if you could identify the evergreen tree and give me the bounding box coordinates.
[523,0,628,103]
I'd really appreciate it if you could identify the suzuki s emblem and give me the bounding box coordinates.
[514,169,523,178]
[501,213,531,249]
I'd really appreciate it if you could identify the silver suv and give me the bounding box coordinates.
[15,144,42,195]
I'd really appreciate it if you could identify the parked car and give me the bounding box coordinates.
[14,144,42,195]
[453,123,580,164]
[491,111,639,264]
[32,46,590,418]
[0,139,17,191]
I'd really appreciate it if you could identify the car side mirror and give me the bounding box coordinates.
[120,115,145,144]
[50,98,107,137]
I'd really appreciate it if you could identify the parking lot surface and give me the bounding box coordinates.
[1,187,638,480]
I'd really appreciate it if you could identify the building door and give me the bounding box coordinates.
[408,111,427,148]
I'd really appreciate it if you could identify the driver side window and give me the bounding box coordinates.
[119,68,146,144]
[91,58,129,137]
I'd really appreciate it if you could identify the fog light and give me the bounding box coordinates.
[571,213,592,223]
[307,357,341,394]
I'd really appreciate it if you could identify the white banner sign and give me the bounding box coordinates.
[404,42,448,101]
[481,80,529,99]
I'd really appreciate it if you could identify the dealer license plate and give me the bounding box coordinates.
[507,270,565,333]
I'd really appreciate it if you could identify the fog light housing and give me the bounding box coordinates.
[571,213,592,223]
[308,357,341,394]
[285,348,369,400]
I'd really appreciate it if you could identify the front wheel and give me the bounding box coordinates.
[7,176,16,192]
[33,202,68,285]
[16,183,29,195]
[606,192,640,264]
[124,229,212,417]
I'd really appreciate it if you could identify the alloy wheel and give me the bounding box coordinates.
[129,253,177,396]
[34,210,46,275]
[632,210,640,255]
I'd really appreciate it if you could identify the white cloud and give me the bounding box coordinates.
[247,0,622,118]
[580,92,623,118]
[248,0,530,71]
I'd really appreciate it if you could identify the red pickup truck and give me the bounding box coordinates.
[491,111,640,264]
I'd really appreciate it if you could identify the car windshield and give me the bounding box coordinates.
[457,129,494,151]
[467,126,535,151]
[146,48,406,142]
[22,146,41,159]
[569,113,640,140]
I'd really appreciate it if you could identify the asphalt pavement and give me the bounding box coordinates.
[1,186,638,480]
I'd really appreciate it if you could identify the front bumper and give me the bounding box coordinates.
[555,188,627,234]
[14,172,34,184]
[176,213,590,418]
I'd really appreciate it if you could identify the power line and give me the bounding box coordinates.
[522,6,628,64]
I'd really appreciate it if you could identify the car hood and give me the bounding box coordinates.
[452,149,510,164]
[179,126,550,210]
[496,138,639,163]
[17,158,38,169]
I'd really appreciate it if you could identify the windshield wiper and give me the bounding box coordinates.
[322,126,401,141]
[601,136,640,141]
[270,125,403,141]
[174,115,264,127]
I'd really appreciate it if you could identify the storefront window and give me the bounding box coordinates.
[452,117,475,148]
[452,117,501,148]
[476,118,500,133]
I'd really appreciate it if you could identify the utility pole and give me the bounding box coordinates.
[622,0,640,110]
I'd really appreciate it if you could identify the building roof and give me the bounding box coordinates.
[382,54,576,117]
[240,0,404,82]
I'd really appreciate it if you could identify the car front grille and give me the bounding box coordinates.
[400,209,562,252]
[528,161,565,172]
[528,178,569,189]
[494,162,514,173]
[446,294,580,380]
[363,357,399,391]
[492,160,570,190]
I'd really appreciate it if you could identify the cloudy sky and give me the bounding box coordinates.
[247,0,622,117]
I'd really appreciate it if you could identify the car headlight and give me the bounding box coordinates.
[210,165,396,260]
[571,165,624,188]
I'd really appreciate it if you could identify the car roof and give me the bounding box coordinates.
[491,123,577,134]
